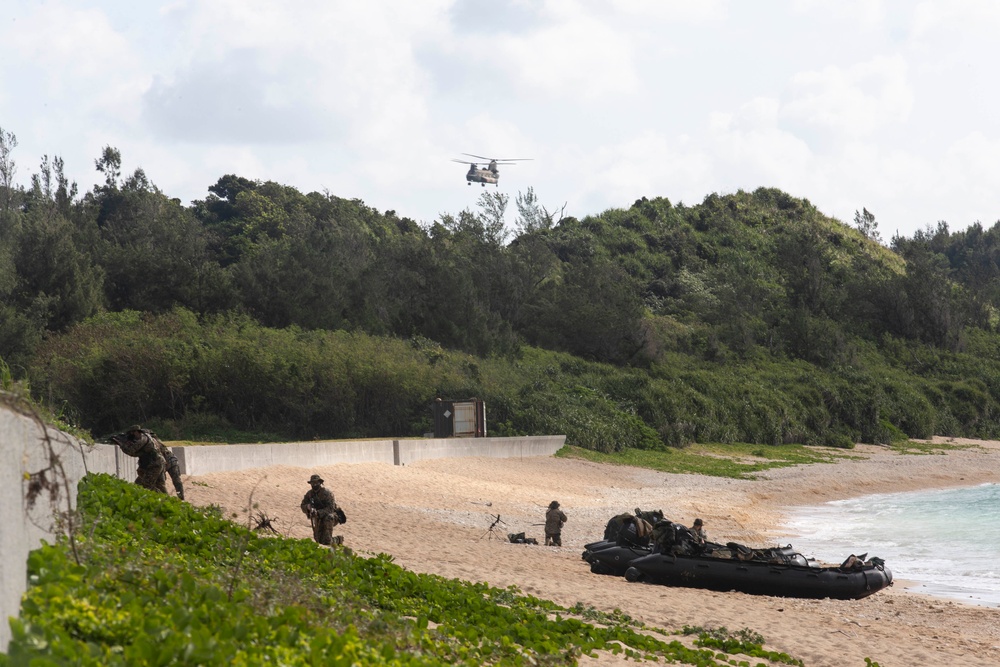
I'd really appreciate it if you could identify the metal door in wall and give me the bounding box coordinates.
[453,402,477,437]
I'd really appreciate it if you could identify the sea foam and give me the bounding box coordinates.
[782,483,1000,607]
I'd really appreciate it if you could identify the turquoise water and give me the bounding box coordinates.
[782,483,1000,606]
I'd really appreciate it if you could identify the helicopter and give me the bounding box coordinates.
[452,153,532,186]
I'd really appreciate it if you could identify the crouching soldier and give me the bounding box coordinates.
[113,425,184,500]
[301,474,344,545]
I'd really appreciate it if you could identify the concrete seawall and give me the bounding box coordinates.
[1,403,564,652]
[0,405,134,653]
[397,435,565,465]
[172,435,566,475]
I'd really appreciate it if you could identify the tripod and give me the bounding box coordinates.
[480,513,508,541]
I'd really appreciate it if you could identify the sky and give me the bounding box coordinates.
[3,0,999,239]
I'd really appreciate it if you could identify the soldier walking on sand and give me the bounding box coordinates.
[113,425,185,499]
[301,474,343,545]
[544,500,567,546]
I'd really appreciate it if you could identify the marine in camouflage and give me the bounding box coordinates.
[301,474,340,545]
[113,426,184,499]
[544,500,567,546]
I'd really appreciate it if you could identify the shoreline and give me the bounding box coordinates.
[184,437,1000,667]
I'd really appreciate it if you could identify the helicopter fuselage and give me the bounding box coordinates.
[456,155,525,186]
[466,168,499,186]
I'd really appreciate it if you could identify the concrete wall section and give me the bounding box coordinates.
[0,406,122,652]
[174,436,566,476]
[173,440,397,475]
[396,435,565,465]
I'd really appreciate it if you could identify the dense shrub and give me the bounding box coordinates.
[26,310,1000,448]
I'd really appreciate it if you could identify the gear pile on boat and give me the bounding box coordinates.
[582,509,892,600]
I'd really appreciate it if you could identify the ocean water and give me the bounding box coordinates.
[781,483,1000,607]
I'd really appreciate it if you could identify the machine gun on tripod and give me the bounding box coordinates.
[480,513,508,541]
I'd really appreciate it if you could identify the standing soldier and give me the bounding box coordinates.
[113,425,185,500]
[545,500,567,546]
[301,474,342,545]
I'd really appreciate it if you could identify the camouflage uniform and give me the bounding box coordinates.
[544,501,567,546]
[158,440,184,500]
[115,426,184,499]
[691,519,707,542]
[116,427,166,493]
[301,474,339,545]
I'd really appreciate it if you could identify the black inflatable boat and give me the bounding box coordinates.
[623,548,892,600]
[587,518,892,600]
[582,509,664,576]
[583,542,652,576]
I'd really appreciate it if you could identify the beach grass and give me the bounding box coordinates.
[557,442,861,479]
[889,439,976,455]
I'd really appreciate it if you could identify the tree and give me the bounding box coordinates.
[94,145,122,191]
[85,150,232,313]
[29,155,78,218]
[0,126,17,219]
[854,208,881,244]
[514,187,563,235]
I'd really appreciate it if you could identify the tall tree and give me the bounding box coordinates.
[853,207,881,244]
[0,127,17,220]
[86,149,232,313]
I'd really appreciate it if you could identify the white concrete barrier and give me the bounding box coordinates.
[173,439,397,475]
[396,435,565,465]
[0,405,127,653]
[172,435,566,475]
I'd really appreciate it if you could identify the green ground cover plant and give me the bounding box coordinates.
[3,474,802,666]
[681,626,804,666]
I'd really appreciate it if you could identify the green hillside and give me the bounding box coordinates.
[4,139,1000,447]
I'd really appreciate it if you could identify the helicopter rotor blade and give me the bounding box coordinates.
[462,153,532,162]
[451,159,481,166]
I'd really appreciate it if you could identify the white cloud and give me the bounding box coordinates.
[781,55,913,138]
[790,0,886,28]
[141,0,453,158]
[5,2,146,120]
[488,13,640,101]
[606,0,727,22]
[911,0,1000,38]
[2,0,1000,236]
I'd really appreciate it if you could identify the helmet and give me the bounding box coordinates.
[549,500,560,509]
[308,474,324,485]
[128,424,143,433]
[693,518,704,526]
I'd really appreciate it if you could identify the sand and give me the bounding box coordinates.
[182,438,1000,666]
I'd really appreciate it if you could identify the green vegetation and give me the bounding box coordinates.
[889,440,973,455]
[558,443,858,479]
[20,308,1000,451]
[5,132,1000,450]
[682,626,804,666]
[2,474,800,666]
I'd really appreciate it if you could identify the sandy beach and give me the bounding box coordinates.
[183,438,1000,666]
